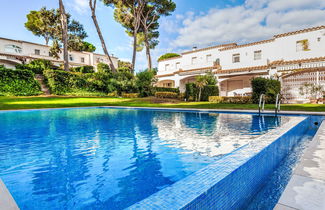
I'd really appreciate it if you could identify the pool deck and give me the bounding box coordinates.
[0,179,19,210]
[275,121,325,210]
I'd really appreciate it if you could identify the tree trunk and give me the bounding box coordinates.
[143,30,152,71]
[89,0,116,73]
[45,37,49,46]
[131,30,137,74]
[59,0,69,71]
[198,88,202,102]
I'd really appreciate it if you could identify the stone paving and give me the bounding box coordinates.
[0,179,19,210]
[275,121,325,210]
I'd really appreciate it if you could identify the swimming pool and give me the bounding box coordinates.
[0,108,293,209]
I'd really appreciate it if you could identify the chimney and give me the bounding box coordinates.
[192,46,197,51]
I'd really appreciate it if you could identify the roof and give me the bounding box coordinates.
[219,39,274,51]
[215,65,269,74]
[274,25,325,38]
[156,66,216,78]
[282,67,325,78]
[181,43,237,55]
[0,37,114,58]
[270,57,325,66]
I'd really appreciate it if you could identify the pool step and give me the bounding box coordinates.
[0,179,19,210]
[35,74,50,95]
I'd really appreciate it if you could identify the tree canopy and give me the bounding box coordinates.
[25,7,93,59]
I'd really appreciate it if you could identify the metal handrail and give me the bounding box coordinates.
[258,94,265,116]
[275,94,281,116]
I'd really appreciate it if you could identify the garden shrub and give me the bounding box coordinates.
[251,77,281,104]
[208,96,252,104]
[136,70,157,97]
[121,93,139,98]
[157,53,180,61]
[154,87,180,93]
[0,68,41,96]
[70,65,95,73]
[97,62,111,73]
[107,91,118,97]
[185,83,218,101]
[208,96,223,103]
[185,83,197,101]
[155,91,178,99]
[201,85,219,101]
[16,59,56,74]
[222,96,252,104]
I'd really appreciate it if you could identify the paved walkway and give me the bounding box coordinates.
[275,121,325,210]
[0,179,19,210]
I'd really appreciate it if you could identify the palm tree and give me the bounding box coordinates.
[195,75,208,102]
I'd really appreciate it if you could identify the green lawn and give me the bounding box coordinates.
[1,96,325,112]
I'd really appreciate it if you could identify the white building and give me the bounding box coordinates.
[0,37,119,70]
[157,26,325,101]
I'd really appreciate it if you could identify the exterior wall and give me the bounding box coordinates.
[157,26,325,99]
[0,37,119,70]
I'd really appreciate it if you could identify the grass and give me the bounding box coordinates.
[1,96,325,112]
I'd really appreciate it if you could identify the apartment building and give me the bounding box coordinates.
[0,37,119,70]
[157,26,325,102]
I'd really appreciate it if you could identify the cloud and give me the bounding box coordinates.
[172,0,325,48]
[69,0,89,14]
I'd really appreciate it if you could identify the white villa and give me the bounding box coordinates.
[0,37,119,70]
[157,26,325,102]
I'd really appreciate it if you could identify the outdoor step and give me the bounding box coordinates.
[35,74,51,95]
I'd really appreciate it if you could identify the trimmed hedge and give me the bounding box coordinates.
[43,70,138,96]
[251,77,281,104]
[121,93,139,98]
[155,91,178,99]
[209,96,252,104]
[154,87,180,93]
[0,68,41,96]
[185,83,219,101]
[15,59,57,74]
[201,85,219,101]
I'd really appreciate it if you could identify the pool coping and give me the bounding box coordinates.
[127,116,306,209]
[1,105,325,116]
[0,179,19,210]
[274,121,325,210]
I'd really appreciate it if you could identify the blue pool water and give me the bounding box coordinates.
[0,108,292,209]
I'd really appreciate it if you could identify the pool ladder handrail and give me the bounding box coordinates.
[258,94,266,116]
[275,93,281,116]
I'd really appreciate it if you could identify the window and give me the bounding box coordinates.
[34,49,40,55]
[81,57,85,63]
[165,64,170,71]
[69,55,74,61]
[176,62,180,70]
[232,53,240,63]
[254,50,262,60]
[191,57,197,64]
[296,39,310,51]
[206,54,212,62]
[317,37,321,42]
[4,45,22,54]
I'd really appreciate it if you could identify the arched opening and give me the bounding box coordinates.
[0,59,22,69]
[156,80,175,88]
[180,76,197,92]
[219,75,255,96]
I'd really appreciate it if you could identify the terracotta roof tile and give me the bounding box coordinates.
[274,25,325,38]
[216,65,269,74]
[270,57,325,66]
[219,39,274,51]
[181,43,237,55]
